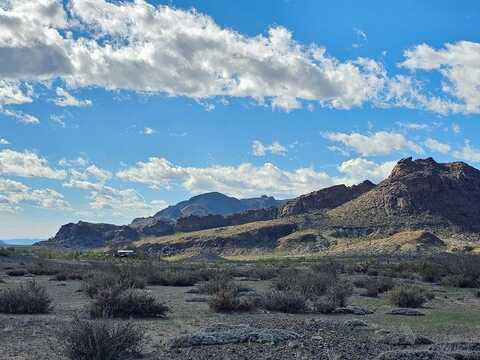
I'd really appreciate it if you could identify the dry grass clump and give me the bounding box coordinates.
[260,290,307,313]
[53,271,84,281]
[61,317,144,360]
[363,276,395,297]
[197,273,239,295]
[6,269,27,277]
[0,281,51,314]
[146,268,199,286]
[89,287,169,319]
[386,284,432,308]
[313,280,354,314]
[82,270,144,298]
[273,268,336,299]
[208,288,256,312]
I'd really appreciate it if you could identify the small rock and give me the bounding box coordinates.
[387,308,425,316]
[333,306,374,315]
[343,319,369,328]
[376,350,454,360]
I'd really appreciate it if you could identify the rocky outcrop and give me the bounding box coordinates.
[175,214,229,233]
[168,323,299,348]
[129,217,175,236]
[329,157,480,233]
[39,221,139,248]
[280,180,375,217]
[226,207,279,225]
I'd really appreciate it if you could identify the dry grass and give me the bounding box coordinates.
[0,281,51,314]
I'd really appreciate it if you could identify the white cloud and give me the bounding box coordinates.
[0,138,9,145]
[452,123,461,134]
[0,177,69,213]
[324,131,424,156]
[53,87,91,107]
[0,108,39,124]
[0,149,66,179]
[424,138,451,154]
[453,141,480,163]
[0,0,388,112]
[117,156,359,198]
[338,158,396,184]
[401,41,480,114]
[143,127,156,135]
[252,140,287,156]
[397,122,429,130]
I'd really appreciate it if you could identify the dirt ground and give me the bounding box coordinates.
[0,255,479,360]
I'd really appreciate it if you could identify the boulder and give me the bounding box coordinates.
[387,308,426,316]
[168,323,299,348]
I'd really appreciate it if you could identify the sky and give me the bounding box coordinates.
[1,0,480,239]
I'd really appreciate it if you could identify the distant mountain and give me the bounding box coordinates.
[0,239,43,246]
[148,192,283,222]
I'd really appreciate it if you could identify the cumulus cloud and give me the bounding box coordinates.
[116,155,399,198]
[453,141,480,163]
[424,138,451,154]
[401,41,480,114]
[0,138,9,145]
[252,140,287,156]
[0,149,66,179]
[0,177,69,213]
[0,0,389,112]
[338,158,396,184]
[324,131,424,156]
[53,87,91,107]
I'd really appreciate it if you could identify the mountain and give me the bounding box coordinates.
[328,157,480,235]
[280,180,375,217]
[148,192,282,222]
[0,239,42,246]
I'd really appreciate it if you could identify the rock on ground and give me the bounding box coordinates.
[168,323,300,348]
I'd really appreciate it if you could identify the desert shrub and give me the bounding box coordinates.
[82,270,144,298]
[418,262,443,283]
[89,287,169,318]
[61,317,144,360]
[260,290,307,313]
[386,285,430,308]
[6,269,27,277]
[197,273,239,295]
[53,271,84,281]
[27,264,60,276]
[146,269,199,286]
[364,276,395,297]
[273,268,335,299]
[208,289,256,312]
[325,279,353,308]
[0,281,51,314]
[0,248,10,257]
[311,260,344,276]
[441,274,478,288]
[247,264,278,280]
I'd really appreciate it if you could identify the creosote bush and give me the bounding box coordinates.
[197,273,239,295]
[260,290,307,313]
[89,287,169,319]
[0,281,51,314]
[61,317,144,360]
[386,285,431,308]
[146,268,199,286]
[273,268,336,299]
[208,289,256,312]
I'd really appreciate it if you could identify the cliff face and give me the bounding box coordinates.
[280,180,375,217]
[329,157,480,232]
[39,221,139,248]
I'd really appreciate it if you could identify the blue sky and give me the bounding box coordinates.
[1,0,480,238]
